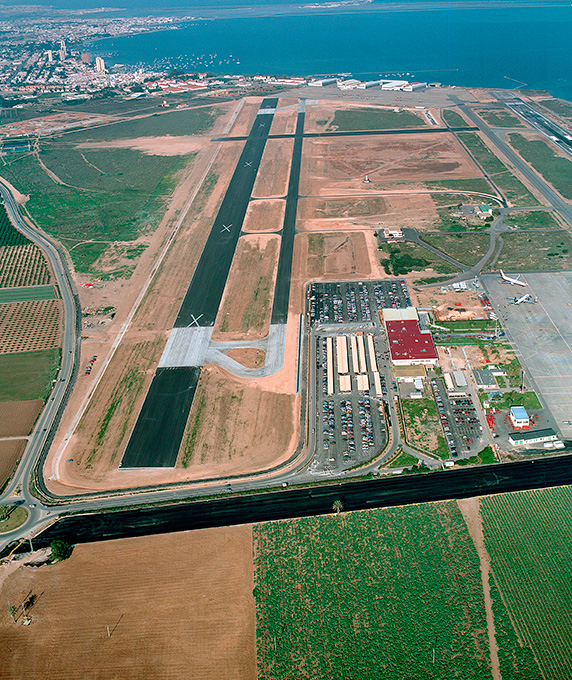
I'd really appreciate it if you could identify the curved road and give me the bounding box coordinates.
[0,179,81,518]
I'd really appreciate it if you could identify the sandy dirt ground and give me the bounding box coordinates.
[242,198,286,233]
[298,192,439,232]
[437,344,515,373]
[270,99,299,135]
[0,439,26,489]
[44,106,243,493]
[0,400,42,437]
[413,287,487,321]
[299,231,372,280]
[229,98,261,136]
[76,135,210,156]
[252,138,293,198]
[226,348,266,368]
[212,234,280,342]
[0,526,256,680]
[299,133,479,196]
[177,365,299,475]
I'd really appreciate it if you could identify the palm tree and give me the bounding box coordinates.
[333,499,343,514]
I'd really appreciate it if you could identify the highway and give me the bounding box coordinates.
[4,451,572,557]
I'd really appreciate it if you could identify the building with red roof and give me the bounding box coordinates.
[384,310,438,366]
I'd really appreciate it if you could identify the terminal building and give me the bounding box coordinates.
[383,308,438,367]
[508,428,558,447]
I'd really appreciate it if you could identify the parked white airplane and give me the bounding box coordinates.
[500,270,527,287]
[510,293,537,305]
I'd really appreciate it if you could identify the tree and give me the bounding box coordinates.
[333,499,344,515]
[50,539,71,561]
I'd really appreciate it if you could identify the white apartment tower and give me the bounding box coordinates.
[95,57,105,73]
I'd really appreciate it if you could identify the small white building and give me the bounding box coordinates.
[510,406,530,429]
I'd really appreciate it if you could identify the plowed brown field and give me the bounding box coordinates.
[0,439,25,488]
[0,526,256,680]
[0,400,42,437]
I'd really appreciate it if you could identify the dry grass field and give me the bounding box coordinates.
[303,231,372,278]
[252,138,293,198]
[0,244,51,288]
[269,101,298,135]
[226,348,266,368]
[178,365,297,474]
[0,400,42,437]
[0,526,256,680]
[212,234,280,342]
[0,300,62,354]
[242,199,285,233]
[0,439,26,489]
[299,133,480,196]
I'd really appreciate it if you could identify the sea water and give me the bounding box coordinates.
[86,4,572,101]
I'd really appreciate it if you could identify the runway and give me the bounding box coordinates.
[122,98,278,468]
[271,102,305,325]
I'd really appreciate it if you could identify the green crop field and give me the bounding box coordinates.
[442,109,470,128]
[0,204,28,247]
[457,132,538,206]
[0,285,57,303]
[494,231,572,271]
[328,107,426,131]
[0,348,60,401]
[0,106,221,272]
[509,134,572,200]
[422,232,489,266]
[482,486,572,679]
[254,502,493,679]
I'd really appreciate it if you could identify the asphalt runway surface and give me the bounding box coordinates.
[175,97,278,328]
[271,107,305,325]
[121,99,277,467]
[121,366,201,468]
[12,453,572,554]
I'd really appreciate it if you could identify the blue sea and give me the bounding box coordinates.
[86,4,572,101]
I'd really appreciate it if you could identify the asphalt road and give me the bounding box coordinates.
[6,452,572,556]
[212,125,479,143]
[0,179,81,508]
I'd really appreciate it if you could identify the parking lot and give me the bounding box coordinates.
[312,331,387,474]
[430,377,486,458]
[308,279,411,327]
